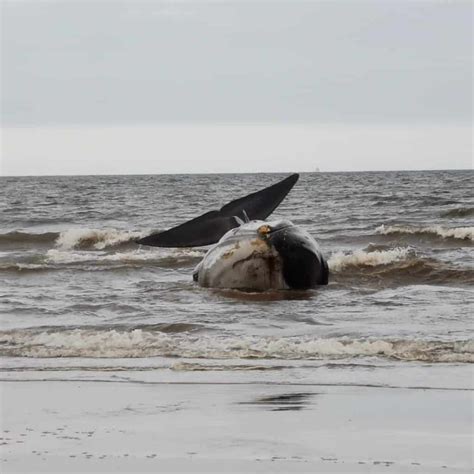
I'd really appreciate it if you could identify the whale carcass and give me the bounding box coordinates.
[137,174,329,290]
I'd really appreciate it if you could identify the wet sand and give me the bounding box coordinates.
[1,381,472,473]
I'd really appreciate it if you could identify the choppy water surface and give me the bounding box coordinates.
[0,171,472,388]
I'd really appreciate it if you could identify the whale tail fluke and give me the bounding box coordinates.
[136,173,299,248]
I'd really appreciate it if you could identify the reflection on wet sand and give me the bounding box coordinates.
[239,392,318,411]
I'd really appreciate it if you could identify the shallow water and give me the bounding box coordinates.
[0,171,473,387]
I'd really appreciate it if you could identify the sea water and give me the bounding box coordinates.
[0,171,472,389]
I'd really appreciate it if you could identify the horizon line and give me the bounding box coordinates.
[1,168,472,178]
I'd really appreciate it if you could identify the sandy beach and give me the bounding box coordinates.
[1,379,472,473]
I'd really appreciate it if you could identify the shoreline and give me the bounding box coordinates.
[1,377,473,392]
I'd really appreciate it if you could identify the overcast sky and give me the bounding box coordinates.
[1,0,472,175]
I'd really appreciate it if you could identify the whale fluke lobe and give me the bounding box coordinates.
[218,173,299,222]
[136,212,237,248]
[136,173,299,248]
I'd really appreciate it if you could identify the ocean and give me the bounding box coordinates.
[0,170,473,389]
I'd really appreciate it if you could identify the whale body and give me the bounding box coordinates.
[193,219,328,290]
[136,174,329,290]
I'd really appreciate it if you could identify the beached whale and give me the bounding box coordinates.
[193,218,328,290]
[137,174,329,290]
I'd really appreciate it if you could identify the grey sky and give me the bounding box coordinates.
[1,1,472,175]
[2,0,472,126]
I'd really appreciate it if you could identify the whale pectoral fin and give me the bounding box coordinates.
[136,173,299,248]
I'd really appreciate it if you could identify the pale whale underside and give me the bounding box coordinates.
[136,174,299,248]
[194,219,329,290]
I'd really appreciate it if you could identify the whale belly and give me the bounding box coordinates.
[196,237,287,290]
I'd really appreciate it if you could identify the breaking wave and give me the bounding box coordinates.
[375,224,473,241]
[0,228,152,250]
[0,263,55,273]
[328,247,473,286]
[328,248,411,271]
[55,228,148,250]
[0,328,471,363]
[45,248,205,266]
[0,248,205,273]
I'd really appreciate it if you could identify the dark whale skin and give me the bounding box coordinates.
[136,174,299,248]
[267,223,329,289]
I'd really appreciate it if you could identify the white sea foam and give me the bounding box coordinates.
[16,263,48,270]
[55,228,147,250]
[2,263,50,272]
[375,224,474,241]
[0,329,471,363]
[49,228,206,264]
[46,248,205,265]
[328,248,411,271]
